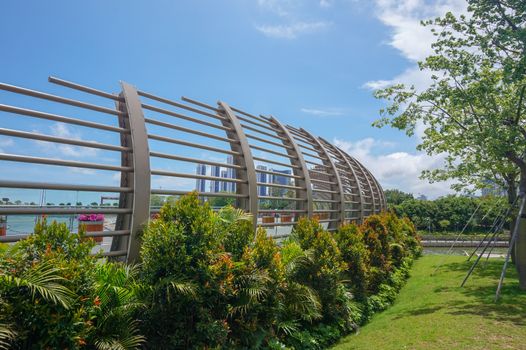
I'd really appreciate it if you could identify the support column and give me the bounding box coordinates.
[219,102,259,229]
[301,128,344,229]
[323,140,365,223]
[269,118,313,218]
[116,82,151,264]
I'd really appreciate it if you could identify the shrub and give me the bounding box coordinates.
[0,220,144,350]
[334,224,370,300]
[139,193,232,349]
[1,193,421,349]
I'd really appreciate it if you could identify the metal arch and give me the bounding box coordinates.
[321,139,365,223]
[347,155,381,214]
[349,156,378,214]
[364,167,386,211]
[341,151,376,215]
[268,117,313,218]
[300,128,344,229]
[118,82,151,263]
[218,101,259,228]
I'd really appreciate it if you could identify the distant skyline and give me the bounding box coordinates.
[0,0,469,199]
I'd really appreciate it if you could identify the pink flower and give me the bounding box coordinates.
[78,214,105,222]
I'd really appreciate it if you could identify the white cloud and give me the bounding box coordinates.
[68,167,97,175]
[257,0,292,16]
[334,137,456,199]
[0,137,15,153]
[152,176,196,191]
[364,0,467,90]
[300,107,344,117]
[35,123,98,158]
[319,0,332,8]
[255,21,331,39]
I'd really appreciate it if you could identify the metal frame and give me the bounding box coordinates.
[0,76,386,261]
[218,102,259,228]
[269,117,313,218]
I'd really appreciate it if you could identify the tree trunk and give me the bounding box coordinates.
[516,177,526,290]
[506,183,517,265]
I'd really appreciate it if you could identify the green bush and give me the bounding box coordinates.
[1,193,422,349]
[334,224,370,300]
[0,220,143,350]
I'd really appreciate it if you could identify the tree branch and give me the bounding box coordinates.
[515,84,526,125]
[494,0,519,31]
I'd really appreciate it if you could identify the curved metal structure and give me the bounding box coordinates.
[0,77,386,262]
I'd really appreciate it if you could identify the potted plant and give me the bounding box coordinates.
[78,213,104,243]
[0,215,6,237]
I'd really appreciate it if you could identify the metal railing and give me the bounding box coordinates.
[0,77,386,263]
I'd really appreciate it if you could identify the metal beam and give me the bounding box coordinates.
[218,102,259,229]
[321,138,365,223]
[300,128,344,229]
[115,82,151,263]
[344,153,377,214]
[269,118,313,218]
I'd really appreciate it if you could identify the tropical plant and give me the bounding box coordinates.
[89,263,146,350]
[0,220,144,349]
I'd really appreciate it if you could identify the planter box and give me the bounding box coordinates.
[262,216,275,225]
[281,215,293,223]
[0,222,6,237]
[80,221,104,243]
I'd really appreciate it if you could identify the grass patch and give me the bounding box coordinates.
[332,255,526,350]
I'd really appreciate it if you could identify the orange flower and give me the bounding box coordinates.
[93,296,101,306]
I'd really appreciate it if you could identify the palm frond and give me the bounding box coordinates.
[0,261,74,309]
[0,324,16,350]
[95,333,145,350]
[166,280,198,301]
[276,319,299,336]
[217,206,253,224]
[285,282,322,321]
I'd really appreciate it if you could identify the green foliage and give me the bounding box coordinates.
[392,194,507,232]
[384,189,414,207]
[289,218,348,325]
[0,194,422,349]
[334,224,369,300]
[372,1,525,206]
[139,192,231,348]
[0,221,144,350]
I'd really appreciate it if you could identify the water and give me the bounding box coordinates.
[424,246,508,256]
[3,215,116,236]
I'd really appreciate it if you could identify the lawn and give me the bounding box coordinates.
[332,255,526,350]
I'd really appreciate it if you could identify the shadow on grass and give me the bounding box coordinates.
[394,259,526,325]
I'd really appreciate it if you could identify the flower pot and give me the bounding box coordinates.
[262,216,275,225]
[80,221,104,243]
[281,215,292,223]
[0,222,6,237]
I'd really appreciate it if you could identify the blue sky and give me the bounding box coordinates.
[0,0,467,204]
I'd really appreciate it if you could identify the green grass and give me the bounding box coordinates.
[332,255,526,350]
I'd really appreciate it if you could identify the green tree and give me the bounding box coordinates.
[372,0,526,288]
[384,189,414,207]
[438,219,451,231]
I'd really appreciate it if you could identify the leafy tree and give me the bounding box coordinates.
[438,219,451,231]
[372,0,526,287]
[207,193,235,207]
[384,189,414,207]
